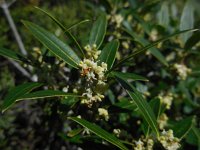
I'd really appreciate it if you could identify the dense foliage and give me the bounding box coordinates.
[0,0,200,150]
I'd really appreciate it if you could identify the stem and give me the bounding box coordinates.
[9,59,35,81]
[1,0,27,56]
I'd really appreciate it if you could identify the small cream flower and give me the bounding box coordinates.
[134,137,154,150]
[81,88,104,107]
[108,14,124,28]
[174,63,191,80]
[79,44,108,107]
[122,41,129,49]
[158,130,180,150]
[98,108,109,121]
[62,86,69,93]
[84,44,101,60]
[158,113,168,129]
[158,92,173,109]
[113,129,121,137]
[134,139,145,150]
[146,138,154,150]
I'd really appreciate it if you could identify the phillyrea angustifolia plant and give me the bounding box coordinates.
[0,2,199,149]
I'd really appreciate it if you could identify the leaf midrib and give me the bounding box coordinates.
[34,24,79,67]
[128,91,159,136]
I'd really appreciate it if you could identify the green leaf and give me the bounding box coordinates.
[172,116,195,139]
[17,90,80,101]
[1,82,43,112]
[185,31,200,50]
[111,71,148,82]
[141,98,161,136]
[149,98,161,119]
[0,47,28,62]
[114,98,137,111]
[23,21,81,69]
[67,19,90,31]
[186,126,200,149]
[123,28,168,66]
[113,29,198,69]
[69,117,128,150]
[35,6,85,57]
[115,77,159,137]
[35,7,65,30]
[180,0,195,43]
[157,2,169,27]
[99,40,119,70]
[67,128,83,137]
[179,81,199,107]
[89,14,107,48]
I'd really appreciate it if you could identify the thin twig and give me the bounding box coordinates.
[1,0,27,56]
[9,59,35,81]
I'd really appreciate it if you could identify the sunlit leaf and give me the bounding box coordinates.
[180,0,195,43]
[157,2,169,27]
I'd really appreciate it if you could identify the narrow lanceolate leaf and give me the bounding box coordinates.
[17,90,80,101]
[23,21,81,69]
[172,116,195,139]
[113,29,198,69]
[89,14,107,48]
[115,77,159,137]
[69,117,128,150]
[1,82,43,112]
[0,47,28,62]
[35,7,85,57]
[180,0,194,43]
[186,126,200,149]
[149,98,161,119]
[99,40,119,70]
[123,29,168,66]
[111,71,148,82]
[185,32,200,50]
[157,2,169,27]
[113,98,137,111]
[66,19,90,31]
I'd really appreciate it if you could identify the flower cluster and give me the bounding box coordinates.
[81,88,104,107]
[158,130,180,150]
[108,14,124,28]
[134,137,154,150]
[79,44,108,108]
[174,63,191,80]
[134,139,145,150]
[158,113,168,130]
[158,92,173,109]
[84,44,101,60]
[98,108,109,121]
[79,59,107,84]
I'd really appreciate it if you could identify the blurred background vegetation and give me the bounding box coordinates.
[0,0,200,150]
